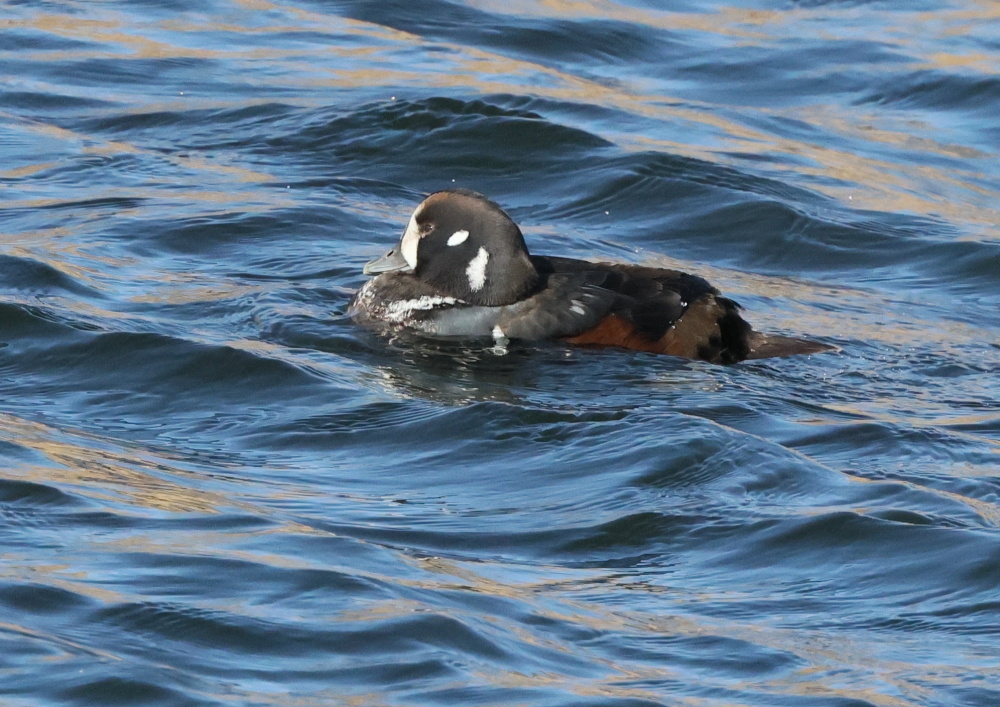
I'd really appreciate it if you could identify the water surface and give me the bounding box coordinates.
[1,1,999,705]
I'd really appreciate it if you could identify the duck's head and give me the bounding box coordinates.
[364,189,540,306]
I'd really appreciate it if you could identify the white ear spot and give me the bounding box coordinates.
[447,230,469,246]
[466,247,490,292]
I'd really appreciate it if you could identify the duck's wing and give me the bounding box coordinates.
[497,269,620,339]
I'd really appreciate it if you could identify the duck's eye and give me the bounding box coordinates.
[447,230,469,246]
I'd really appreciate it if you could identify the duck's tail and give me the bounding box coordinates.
[746,332,837,360]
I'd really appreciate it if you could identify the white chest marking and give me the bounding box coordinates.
[447,229,469,246]
[383,295,459,322]
[466,247,489,292]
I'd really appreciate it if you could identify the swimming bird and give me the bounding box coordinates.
[350,189,831,364]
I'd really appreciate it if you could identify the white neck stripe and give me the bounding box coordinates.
[466,247,489,292]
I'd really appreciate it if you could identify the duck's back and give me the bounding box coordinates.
[528,256,747,363]
[532,256,829,364]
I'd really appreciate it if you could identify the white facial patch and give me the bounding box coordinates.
[466,247,489,292]
[400,210,421,270]
[447,230,469,247]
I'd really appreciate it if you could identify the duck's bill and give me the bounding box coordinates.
[363,247,412,275]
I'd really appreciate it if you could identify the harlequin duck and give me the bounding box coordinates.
[349,189,831,364]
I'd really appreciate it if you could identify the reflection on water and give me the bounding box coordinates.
[2,0,999,705]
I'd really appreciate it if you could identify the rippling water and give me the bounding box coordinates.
[2,1,999,705]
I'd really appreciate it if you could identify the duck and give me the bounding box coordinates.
[349,189,831,364]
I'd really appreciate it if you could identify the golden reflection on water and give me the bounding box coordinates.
[0,412,230,513]
[0,412,334,544]
[327,551,999,705]
[6,0,997,230]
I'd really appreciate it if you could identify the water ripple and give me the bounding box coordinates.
[2,0,999,705]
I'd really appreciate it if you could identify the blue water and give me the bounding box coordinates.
[2,1,999,705]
